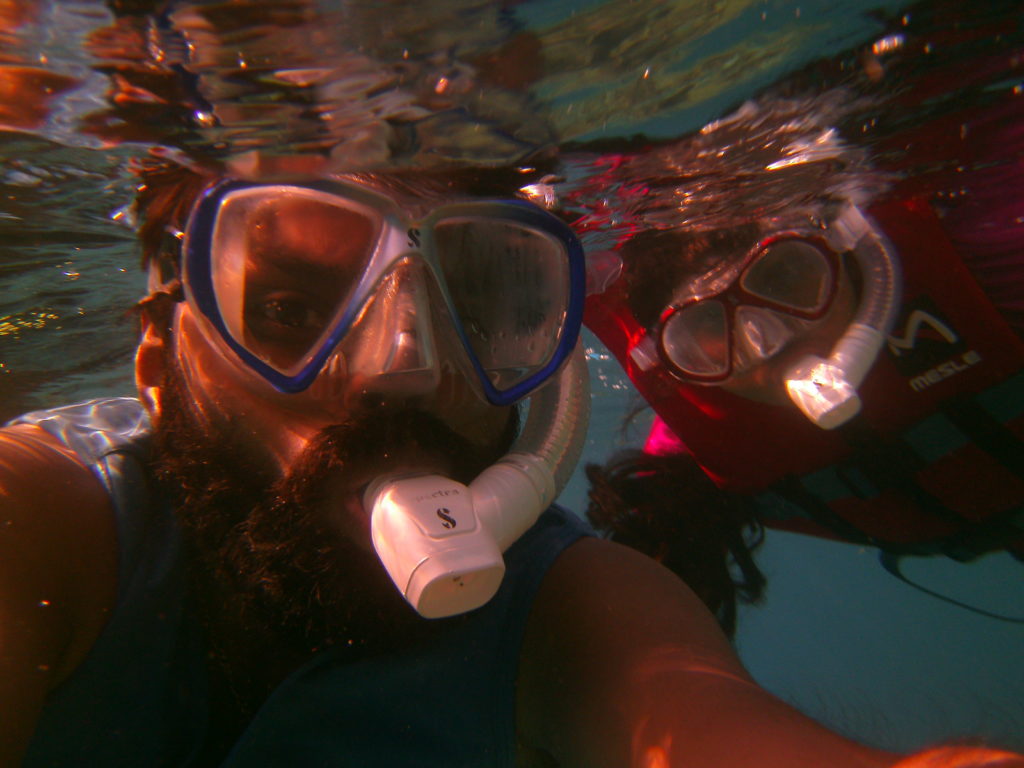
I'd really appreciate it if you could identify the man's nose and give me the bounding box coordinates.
[332,260,443,398]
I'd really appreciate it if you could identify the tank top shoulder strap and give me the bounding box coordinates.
[8,396,151,468]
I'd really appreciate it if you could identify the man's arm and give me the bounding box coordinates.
[517,536,898,768]
[0,425,118,765]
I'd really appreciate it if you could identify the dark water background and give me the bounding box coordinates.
[1,0,1022,753]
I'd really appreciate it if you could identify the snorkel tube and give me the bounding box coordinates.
[364,344,590,618]
[784,203,902,429]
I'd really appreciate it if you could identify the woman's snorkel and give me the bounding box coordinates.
[783,203,902,428]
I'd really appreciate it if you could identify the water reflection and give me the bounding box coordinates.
[79,0,558,167]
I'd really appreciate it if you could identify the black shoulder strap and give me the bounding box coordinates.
[879,551,1024,623]
[771,394,1024,561]
[942,394,1024,481]
[835,420,974,529]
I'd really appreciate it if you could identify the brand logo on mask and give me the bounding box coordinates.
[436,507,457,529]
[888,309,958,356]
[887,296,981,390]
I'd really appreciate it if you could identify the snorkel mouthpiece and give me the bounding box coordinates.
[364,344,590,618]
[366,474,509,619]
[784,204,901,429]
[784,323,884,429]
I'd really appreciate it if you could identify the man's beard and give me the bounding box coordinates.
[149,359,518,721]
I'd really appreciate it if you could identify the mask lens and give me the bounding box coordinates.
[209,187,381,373]
[740,239,833,313]
[434,216,569,392]
[661,300,730,379]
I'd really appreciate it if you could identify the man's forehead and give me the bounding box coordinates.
[249,195,373,228]
[246,197,376,260]
[341,168,530,213]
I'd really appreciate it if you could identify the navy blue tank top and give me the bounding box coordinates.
[11,398,592,767]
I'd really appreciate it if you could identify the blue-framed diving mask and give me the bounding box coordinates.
[181,177,586,406]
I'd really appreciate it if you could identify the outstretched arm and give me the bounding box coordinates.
[0,425,118,765]
[518,536,898,768]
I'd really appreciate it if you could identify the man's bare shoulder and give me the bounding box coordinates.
[0,423,119,637]
[0,423,118,763]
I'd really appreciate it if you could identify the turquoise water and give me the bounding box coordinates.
[2,0,1022,754]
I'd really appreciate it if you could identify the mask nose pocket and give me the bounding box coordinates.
[337,260,442,395]
[735,305,793,362]
[378,264,438,376]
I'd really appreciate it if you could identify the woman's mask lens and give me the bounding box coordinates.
[740,239,832,312]
[661,300,730,378]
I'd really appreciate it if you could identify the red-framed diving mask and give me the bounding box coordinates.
[643,231,840,384]
[588,203,902,430]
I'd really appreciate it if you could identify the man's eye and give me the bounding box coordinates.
[260,296,323,329]
[245,291,329,337]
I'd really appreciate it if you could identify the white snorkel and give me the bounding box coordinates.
[364,343,590,618]
[784,203,902,429]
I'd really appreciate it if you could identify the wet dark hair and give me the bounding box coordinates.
[144,314,520,756]
[585,450,765,638]
[620,224,760,328]
[132,158,212,279]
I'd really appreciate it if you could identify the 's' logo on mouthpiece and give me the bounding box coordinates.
[436,507,457,529]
